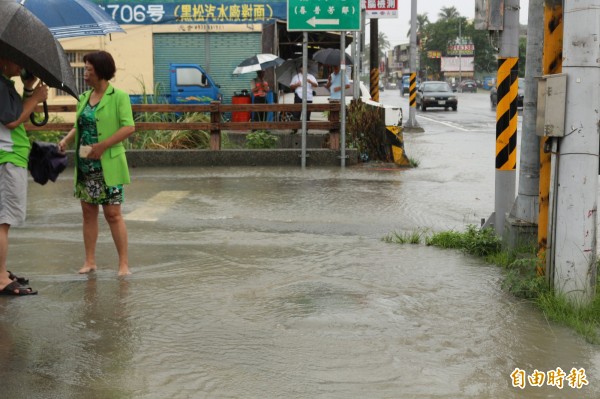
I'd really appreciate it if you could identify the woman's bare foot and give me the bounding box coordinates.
[117,267,131,277]
[79,264,97,274]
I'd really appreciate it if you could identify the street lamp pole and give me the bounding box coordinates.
[458,20,462,84]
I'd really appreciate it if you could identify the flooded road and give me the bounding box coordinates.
[2,93,599,398]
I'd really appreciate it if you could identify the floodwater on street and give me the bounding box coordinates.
[2,91,599,398]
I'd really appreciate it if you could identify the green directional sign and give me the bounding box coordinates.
[287,0,361,31]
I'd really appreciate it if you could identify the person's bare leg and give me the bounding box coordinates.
[103,204,130,276]
[0,224,14,289]
[79,201,99,273]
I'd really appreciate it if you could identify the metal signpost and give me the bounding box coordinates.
[287,0,360,167]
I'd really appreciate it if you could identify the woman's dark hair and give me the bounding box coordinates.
[83,51,116,81]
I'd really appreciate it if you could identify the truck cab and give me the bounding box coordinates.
[171,63,222,104]
[129,63,222,105]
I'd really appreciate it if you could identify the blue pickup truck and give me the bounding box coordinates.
[129,63,223,105]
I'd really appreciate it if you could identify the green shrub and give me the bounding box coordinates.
[246,130,279,149]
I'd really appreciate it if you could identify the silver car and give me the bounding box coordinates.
[416,81,458,111]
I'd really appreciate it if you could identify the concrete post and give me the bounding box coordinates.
[494,0,519,236]
[553,0,599,305]
[340,33,347,167]
[504,0,544,249]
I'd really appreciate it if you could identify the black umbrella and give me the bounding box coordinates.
[312,48,353,66]
[0,0,78,100]
[275,58,318,87]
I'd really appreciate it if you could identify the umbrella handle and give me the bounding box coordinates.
[30,101,49,127]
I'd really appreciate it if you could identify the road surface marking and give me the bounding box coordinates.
[417,114,471,132]
[125,191,189,221]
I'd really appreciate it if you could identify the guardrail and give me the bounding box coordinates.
[25,102,343,151]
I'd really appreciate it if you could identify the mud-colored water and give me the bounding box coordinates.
[1,111,598,398]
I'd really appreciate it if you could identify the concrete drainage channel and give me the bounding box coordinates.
[62,132,359,167]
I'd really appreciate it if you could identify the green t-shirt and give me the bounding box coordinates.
[0,75,30,168]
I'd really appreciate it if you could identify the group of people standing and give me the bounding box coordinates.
[249,62,350,125]
[0,50,135,296]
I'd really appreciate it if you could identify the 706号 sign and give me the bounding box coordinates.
[287,0,360,31]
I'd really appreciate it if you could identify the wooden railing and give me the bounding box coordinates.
[25,102,343,150]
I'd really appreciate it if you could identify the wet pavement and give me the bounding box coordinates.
[2,93,599,398]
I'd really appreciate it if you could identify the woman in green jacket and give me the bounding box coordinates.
[59,51,135,277]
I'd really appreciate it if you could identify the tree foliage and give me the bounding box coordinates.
[364,32,391,61]
[418,12,497,78]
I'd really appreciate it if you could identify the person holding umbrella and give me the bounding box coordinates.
[289,65,318,126]
[58,51,135,277]
[251,70,269,122]
[325,65,350,100]
[0,57,48,295]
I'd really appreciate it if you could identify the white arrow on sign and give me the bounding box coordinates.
[307,16,340,27]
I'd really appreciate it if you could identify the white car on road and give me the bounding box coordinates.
[278,80,402,126]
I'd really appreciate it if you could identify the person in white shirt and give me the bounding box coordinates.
[289,66,318,122]
[325,65,350,100]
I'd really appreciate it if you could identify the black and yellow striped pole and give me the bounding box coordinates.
[370,67,380,102]
[495,58,519,172]
[492,0,520,236]
[494,57,519,234]
[409,72,417,109]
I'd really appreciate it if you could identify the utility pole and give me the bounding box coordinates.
[300,32,308,168]
[539,0,563,282]
[369,18,379,102]
[553,0,599,305]
[403,0,422,131]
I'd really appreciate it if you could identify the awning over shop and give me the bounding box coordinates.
[277,21,354,62]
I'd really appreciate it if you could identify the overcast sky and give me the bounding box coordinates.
[376,0,530,47]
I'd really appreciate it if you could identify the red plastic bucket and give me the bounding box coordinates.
[232,93,251,122]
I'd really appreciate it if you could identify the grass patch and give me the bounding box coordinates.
[382,229,428,244]
[384,224,600,344]
[408,156,420,168]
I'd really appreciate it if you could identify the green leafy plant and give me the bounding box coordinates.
[128,79,230,150]
[137,112,212,149]
[246,130,279,149]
